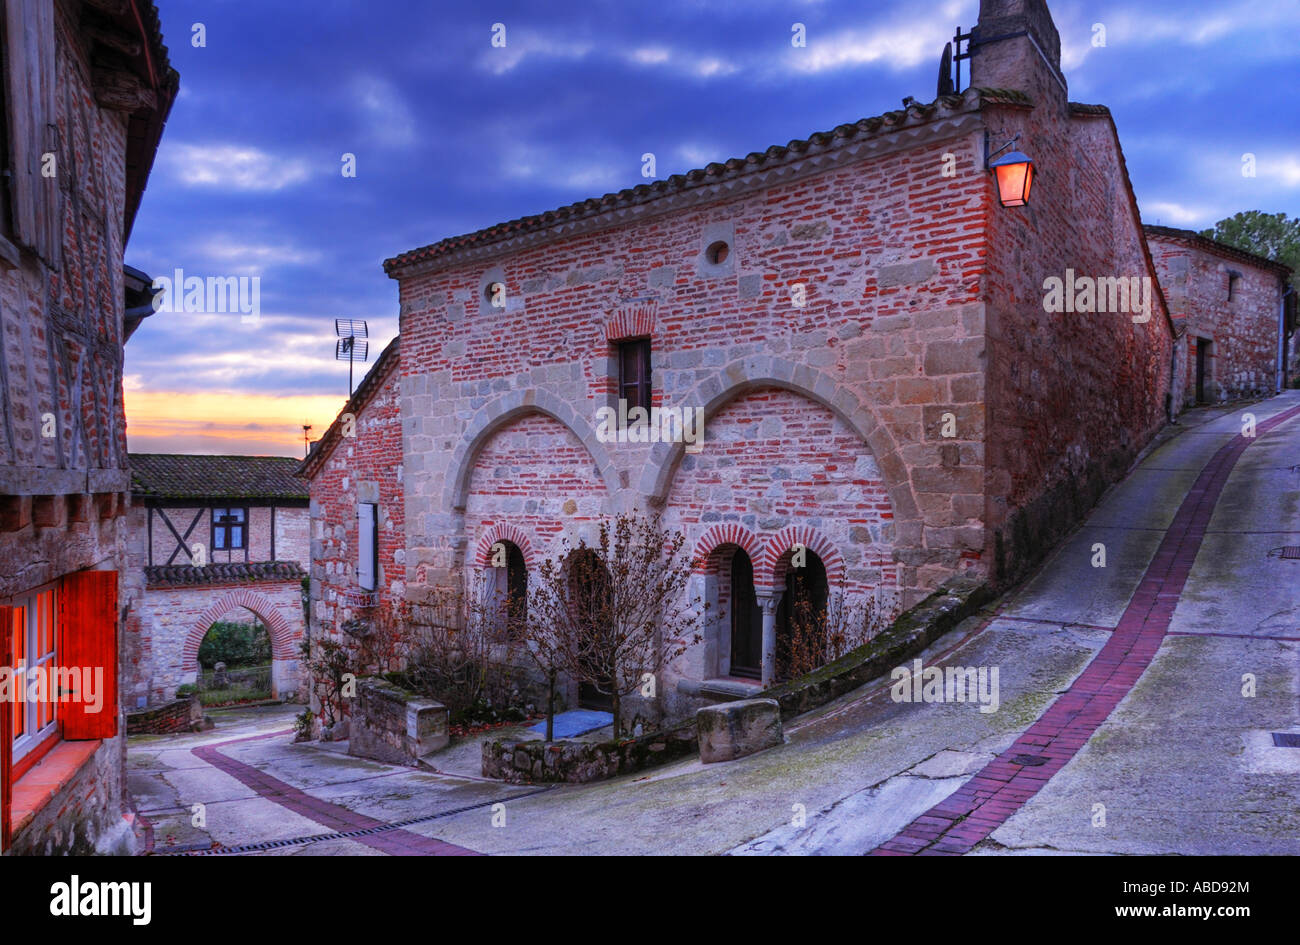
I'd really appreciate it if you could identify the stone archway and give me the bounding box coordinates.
[180,586,304,699]
[444,388,622,512]
[637,355,918,537]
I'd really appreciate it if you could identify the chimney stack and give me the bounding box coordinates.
[969,0,1067,107]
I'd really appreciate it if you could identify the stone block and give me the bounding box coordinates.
[696,697,783,764]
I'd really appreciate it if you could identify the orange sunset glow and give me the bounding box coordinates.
[125,389,349,457]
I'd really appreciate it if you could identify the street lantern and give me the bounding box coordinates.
[986,131,1034,208]
[990,150,1034,207]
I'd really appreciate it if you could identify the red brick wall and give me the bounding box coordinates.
[978,97,1174,584]
[464,412,607,562]
[307,358,405,637]
[397,125,989,609]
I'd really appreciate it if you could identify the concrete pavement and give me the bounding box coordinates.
[126,392,1300,855]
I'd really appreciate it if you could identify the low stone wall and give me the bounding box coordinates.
[482,723,698,784]
[480,575,990,783]
[9,737,135,855]
[125,696,203,735]
[347,677,449,765]
[765,575,991,718]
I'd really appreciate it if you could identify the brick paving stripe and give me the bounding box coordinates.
[870,405,1300,855]
[192,729,481,856]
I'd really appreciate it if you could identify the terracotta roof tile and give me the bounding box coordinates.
[382,88,1023,274]
[130,454,308,501]
[144,561,306,589]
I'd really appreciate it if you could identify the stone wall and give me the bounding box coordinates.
[125,696,202,735]
[347,678,448,765]
[974,1,1176,587]
[0,1,167,855]
[127,578,305,705]
[1146,229,1288,404]
[482,723,698,784]
[7,737,133,856]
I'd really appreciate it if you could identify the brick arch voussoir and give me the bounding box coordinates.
[758,525,845,592]
[445,389,620,511]
[473,524,538,570]
[692,523,764,574]
[182,588,301,670]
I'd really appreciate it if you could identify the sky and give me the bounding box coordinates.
[123,0,1300,458]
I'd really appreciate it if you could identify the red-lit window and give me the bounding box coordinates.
[8,583,59,762]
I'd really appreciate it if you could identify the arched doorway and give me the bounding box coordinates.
[195,607,273,705]
[774,549,828,682]
[484,540,529,639]
[729,550,762,679]
[565,547,614,711]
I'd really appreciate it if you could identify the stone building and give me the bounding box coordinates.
[0,1,176,854]
[123,454,310,707]
[376,0,1177,718]
[1144,224,1294,404]
[307,0,1193,721]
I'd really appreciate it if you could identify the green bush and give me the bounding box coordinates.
[198,621,272,668]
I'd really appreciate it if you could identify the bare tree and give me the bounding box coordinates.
[527,513,704,737]
[779,579,897,681]
[402,582,523,724]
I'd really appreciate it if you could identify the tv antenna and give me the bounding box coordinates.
[335,318,369,396]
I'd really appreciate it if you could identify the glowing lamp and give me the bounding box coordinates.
[989,149,1034,208]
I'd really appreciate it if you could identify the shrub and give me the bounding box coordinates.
[198,621,272,668]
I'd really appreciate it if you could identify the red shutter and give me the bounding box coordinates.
[1,605,13,852]
[59,571,118,740]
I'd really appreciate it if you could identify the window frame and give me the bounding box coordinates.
[211,506,248,551]
[617,337,653,414]
[7,580,60,766]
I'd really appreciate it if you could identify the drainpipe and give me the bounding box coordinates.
[1279,283,1294,394]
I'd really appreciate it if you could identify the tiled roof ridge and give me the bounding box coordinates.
[383,87,1025,274]
[130,453,309,500]
[144,561,306,589]
[1143,223,1294,277]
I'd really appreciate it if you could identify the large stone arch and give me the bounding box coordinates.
[637,355,918,537]
[444,388,621,511]
[180,586,304,698]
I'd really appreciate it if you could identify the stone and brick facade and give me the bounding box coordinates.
[298,338,404,651]
[124,454,309,706]
[1145,224,1293,405]
[0,0,176,855]
[354,0,1178,720]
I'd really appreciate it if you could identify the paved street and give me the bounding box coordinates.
[128,392,1300,855]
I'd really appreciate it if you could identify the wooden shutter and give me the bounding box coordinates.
[357,504,376,591]
[2,0,60,264]
[59,570,118,740]
[1,605,12,852]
